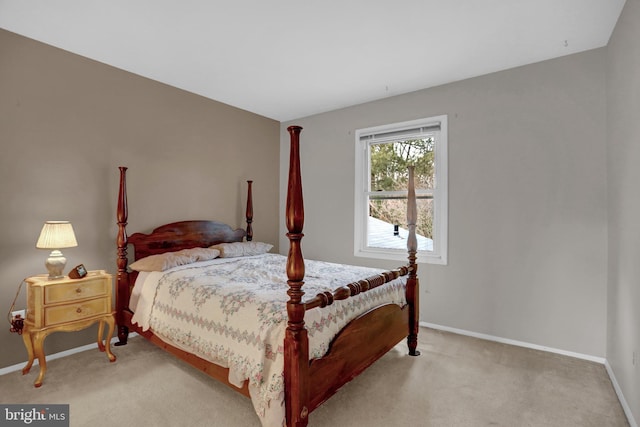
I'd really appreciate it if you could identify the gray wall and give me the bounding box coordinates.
[281,48,608,358]
[0,29,280,369]
[607,0,640,422]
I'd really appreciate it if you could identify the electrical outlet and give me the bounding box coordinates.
[11,309,25,319]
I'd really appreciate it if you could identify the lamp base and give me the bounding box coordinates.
[45,250,67,280]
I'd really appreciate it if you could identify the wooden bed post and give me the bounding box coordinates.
[246,180,254,241]
[115,166,130,346]
[406,166,420,356]
[284,125,310,427]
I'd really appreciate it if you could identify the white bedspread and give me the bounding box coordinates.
[130,253,407,427]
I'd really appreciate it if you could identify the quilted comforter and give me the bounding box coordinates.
[130,253,407,426]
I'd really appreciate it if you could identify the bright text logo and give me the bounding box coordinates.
[1,405,68,426]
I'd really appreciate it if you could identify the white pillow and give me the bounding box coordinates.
[130,247,221,272]
[209,241,273,258]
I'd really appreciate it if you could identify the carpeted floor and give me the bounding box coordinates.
[0,327,630,426]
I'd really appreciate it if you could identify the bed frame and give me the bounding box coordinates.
[115,125,420,427]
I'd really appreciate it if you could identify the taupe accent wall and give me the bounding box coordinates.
[0,29,279,368]
[281,48,608,358]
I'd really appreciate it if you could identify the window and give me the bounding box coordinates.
[354,115,448,264]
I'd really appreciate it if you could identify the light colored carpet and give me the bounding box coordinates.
[0,327,629,427]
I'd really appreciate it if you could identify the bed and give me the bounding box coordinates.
[114,125,420,427]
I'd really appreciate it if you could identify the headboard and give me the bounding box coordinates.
[128,220,247,261]
[115,167,254,340]
[117,169,254,263]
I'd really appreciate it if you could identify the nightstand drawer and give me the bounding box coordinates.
[44,276,108,304]
[44,298,109,326]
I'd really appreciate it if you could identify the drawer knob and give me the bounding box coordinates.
[75,288,82,294]
[76,307,82,313]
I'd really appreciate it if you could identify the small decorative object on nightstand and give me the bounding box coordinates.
[68,264,87,279]
[21,270,116,387]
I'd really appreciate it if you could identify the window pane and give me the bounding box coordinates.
[370,138,435,192]
[367,196,433,251]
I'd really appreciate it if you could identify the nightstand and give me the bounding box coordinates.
[21,270,117,387]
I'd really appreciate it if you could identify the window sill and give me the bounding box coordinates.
[355,248,447,265]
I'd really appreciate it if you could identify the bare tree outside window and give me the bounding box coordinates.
[369,138,434,241]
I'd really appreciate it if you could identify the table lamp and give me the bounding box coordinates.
[36,221,78,279]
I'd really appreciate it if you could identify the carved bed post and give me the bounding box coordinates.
[406,166,420,356]
[284,125,310,427]
[115,166,130,346]
[246,180,254,241]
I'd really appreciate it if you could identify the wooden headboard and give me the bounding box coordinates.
[115,167,255,344]
[117,169,254,263]
[128,220,248,261]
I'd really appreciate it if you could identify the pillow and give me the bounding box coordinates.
[130,247,221,272]
[209,241,273,258]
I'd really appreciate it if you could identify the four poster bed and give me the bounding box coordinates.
[114,126,420,427]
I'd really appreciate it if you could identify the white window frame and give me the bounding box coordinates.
[354,115,448,265]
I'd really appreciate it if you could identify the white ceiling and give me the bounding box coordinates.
[0,0,626,122]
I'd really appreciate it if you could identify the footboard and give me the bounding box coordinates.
[308,303,409,411]
[303,265,413,410]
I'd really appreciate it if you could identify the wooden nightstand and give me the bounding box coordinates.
[21,270,117,387]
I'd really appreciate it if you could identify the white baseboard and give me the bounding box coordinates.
[0,333,137,377]
[605,360,638,427]
[420,321,606,363]
[422,322,637,427]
